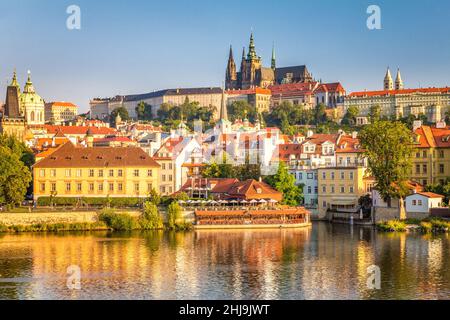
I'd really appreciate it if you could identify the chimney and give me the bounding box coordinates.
[413,120,422,131]
[352,131,358,139]
[307,130,313,138]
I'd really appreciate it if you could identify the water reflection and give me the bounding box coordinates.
[0,223,448,300]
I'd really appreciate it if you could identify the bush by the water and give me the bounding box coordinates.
[0,222,108,233]
[420,219,450,233]
[377,220,407,232]
[98,209,139,231]
[139,202,163,230]
[167,202,192,230]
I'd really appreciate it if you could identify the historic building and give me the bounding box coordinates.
[225,87,271,113]
[345,68,448,123]
[225,33,313,90]
[45,102,78,124]
[20,71,45,125]
[33,142,160,201]
[0,71,27,140]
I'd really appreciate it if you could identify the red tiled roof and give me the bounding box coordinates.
[336,135,364,153]
[349,87,450,98]
[414,125,450,148]
[415,192,444,198]
[226,88,271,95]
[46,102,78,108]
[226,179,283,201]
[314,82,346,94]
[41,125,117,136]
[34,142,160,168]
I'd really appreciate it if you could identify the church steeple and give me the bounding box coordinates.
[11,70,19,88]
[247,33,257,60]
[219,86,228,121]
[271,43,276,70]
[225,45,237,89]
[23,70,35,94]
[395,68,404,90]
[384,67,394,91]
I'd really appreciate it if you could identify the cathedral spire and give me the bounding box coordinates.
[271,43,276,70]
[247,33,257,60]
[225,45,237,89]
[24,70,35,93]
[219,85,228,121]
[395,68,404,90]
[10,69,19,88]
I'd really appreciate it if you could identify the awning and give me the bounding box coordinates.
[330,197,358,206]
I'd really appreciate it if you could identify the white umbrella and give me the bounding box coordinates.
[229,200,238,204]
[178,200,186,204]
[259,199,267,204]
[210,200,218,205]
[249,199,258,204]
[240,200,248,204]
[268,199,278,203]
[186,200,192,204]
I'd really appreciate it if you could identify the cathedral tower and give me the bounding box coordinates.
[395,68,404,90]
[384,67,394,91]
[225,45,237,90]
[271,43,276,70]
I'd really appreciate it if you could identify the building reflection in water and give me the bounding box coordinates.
[0,223,448,300]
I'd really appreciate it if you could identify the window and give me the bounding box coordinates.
[314,186,318,194]
[118,170,123,177]
[349,172,354,180]
[98,170,104,178]
[162,163,166,170]
[66,183,71,192]
[77,183,82,192]
[169,186,173,194]
[349,186,354,193]
[416,152,420,158]
[89,169,94,177]
[109,183,114,192]
[40,183,45,192]
[307,186,312,194]
[412,200,416,206]
[422,165,427,174]
[147,169,153,177]
[439,164,444,174]
[98,183,103,192]
[422,151,427,158]
[415,164,420,174]
[65,169,71,177]
[134,183,140,192]
[51,183,56,192]
[322,201,327,208]
[161,186,166,193]
[109,170,114,177]
[134,169,139,177]
[439,150,444,158]
[118,183,123,192]
[39,169,45,177]
[162,175,166,182]
[322,172,326,179]
[169,175,173,182]
[331,185,335,193]
[340,186,345,193]
[322,186,326,193]
[307,173,313,179]
[147,183,153,192]
[331,172,335,180]
[298,173,303,180]
[340,171,345,179]
[76,169,82,177]
[169,163,173,170]
[418,200,423,206]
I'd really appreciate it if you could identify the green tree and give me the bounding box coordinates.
[0,146,32,206]
[264,162,303,206]
[147,188,161,205]
[140,201,163,230]
[313,103,328,124]
[342,105,359,125]
[359,121,414,207]
[369,105,381,123]
[424,179,450,205]
[110,106,130,124]
[167,202,182,230]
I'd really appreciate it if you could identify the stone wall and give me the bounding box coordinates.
[0,210,142,226]
[373,207,401,223]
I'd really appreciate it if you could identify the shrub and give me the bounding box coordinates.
[167,202,182,230]
[420,221,433,233]
[377,220,406,232]
[36,197,141,208]
[0,223,8,233]
[139,202,163,230]
[98,208,139,231]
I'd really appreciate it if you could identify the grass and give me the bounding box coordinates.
[420,219,450,233]
[0,222,109,233]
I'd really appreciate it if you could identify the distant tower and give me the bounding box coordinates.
[5,70,22,118]
[395,68,404,90]
[86,127,94,148]
[225,45,237,90]
[384,67,394,91]
[216,86,231,134]
[271,43,276,70]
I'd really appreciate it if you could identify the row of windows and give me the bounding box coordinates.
[321,185,355,194]
[162,174,173,182]
[39,182,153,193]
[40,168,153,178]
[321,171,354,180]
[161,163,173,170]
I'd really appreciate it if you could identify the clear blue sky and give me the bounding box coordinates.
[1,0,449,112]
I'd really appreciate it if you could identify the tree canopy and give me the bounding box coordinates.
[264,161,303,206]
[359,121,414,206]
[110,106,130,125]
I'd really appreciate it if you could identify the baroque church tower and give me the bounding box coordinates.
[395,68,404,90]
[384,67,394,91]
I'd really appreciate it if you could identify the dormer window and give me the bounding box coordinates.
[256,188,262,194]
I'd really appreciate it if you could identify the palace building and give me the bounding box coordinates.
[33,142,160,202]
[345,68,449,123]
[225,33,313,90]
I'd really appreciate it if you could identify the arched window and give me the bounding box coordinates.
[30,111,35,122]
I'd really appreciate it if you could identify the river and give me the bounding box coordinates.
[0,222,448,300]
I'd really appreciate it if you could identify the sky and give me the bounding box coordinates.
[1,0,450,113]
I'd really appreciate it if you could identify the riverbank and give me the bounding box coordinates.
[376,218,450,233]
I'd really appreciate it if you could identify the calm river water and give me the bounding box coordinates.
[0,222,448,300]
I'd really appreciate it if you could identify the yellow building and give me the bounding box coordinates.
[411,124,450,186]
[33,142,160,201]
[317,166,373,219]
[45,102,78,124]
